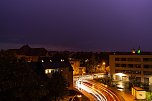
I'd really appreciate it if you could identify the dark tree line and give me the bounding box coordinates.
[0,50,67,101]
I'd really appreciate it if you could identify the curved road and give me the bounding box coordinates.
[75,80,107,101]
[74,74,125,101]
[86,80,125,101]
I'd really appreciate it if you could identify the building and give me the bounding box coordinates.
[7,45,48,62]
[39,56,73,88]
[132,87,146,100]
[109,51,152,88]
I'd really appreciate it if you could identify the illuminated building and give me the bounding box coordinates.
[109,51,152,88]
[39,56,73,88]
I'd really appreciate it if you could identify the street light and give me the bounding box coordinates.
[102,62,106,65]
[101,62,106,73]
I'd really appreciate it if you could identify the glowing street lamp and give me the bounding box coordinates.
[102,62,106,73]
[102,62,106,65]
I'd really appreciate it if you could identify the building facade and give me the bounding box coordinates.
[109,53,152,85]
[7,45,48,62]
[39,56,73,88]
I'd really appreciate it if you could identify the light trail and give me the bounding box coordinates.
[87,80,122,101]
[76,80,107,101]
[74,74,124,101]
[82,82,107,101]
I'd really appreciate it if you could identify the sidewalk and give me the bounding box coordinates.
[109,87,136,101]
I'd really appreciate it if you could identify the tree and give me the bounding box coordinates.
[128,74,143,90]
[0,50,45,101]
[85,54,98,73]
[98,76,113,86]
[45,72,67,101]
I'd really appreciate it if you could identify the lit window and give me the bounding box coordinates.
[85,59,89,62]
[49,69,52,73]
[45,70,48,74]
[45,69,53,74]
[61,59,64,62]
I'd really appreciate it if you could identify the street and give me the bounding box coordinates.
[74,73,124,101]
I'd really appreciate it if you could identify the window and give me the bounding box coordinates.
[45,70,48,74]
[122,64,126,67]
[144,78,149,84]
[144,65,152,68]
[45,69,55,74]
[143,71,152,75]
[115,64,121,67]
[134,58,141,62]
[143,58,152,62]
[121,58,126,61]
[61,59,64,62]
[125,70,133,74]
[128,64,133,68]
[127,58,141,62]
[115,70,122,73]
[134,64,141,68]
[134,71,141,74]
[115,58,120,61]
[127,58,133,61]
[115,58,126,61]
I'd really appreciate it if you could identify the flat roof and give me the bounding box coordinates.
[110,52,152,55]
[133,87,145,91]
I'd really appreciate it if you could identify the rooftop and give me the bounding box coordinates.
[39,56,73,71]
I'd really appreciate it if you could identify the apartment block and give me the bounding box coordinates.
[109,52,152,85]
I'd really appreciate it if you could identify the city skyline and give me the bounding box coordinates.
[1,0,152,51]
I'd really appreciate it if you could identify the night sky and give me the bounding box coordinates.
[0,0,152,51]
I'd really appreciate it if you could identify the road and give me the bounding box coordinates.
[75,79,107,101]
[87,80,125,101]
[73,73,126,101]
